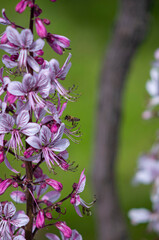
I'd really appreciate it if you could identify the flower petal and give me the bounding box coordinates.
[0,44,19,54]
[42,191,61,203]
[76,169,86,194]
[4,156,19,174]
[40,125,51,145]
[20,29,33,48]
[6,26,21,46]
[4,202,16,218]
[30,38,45,52]
[51,139,70,152]
[2,55,18,68]
[46,233,60,240]
[10,191,26,204]
[0,113,14,133]
[8,81,25,96]
[21,122,40,136]
[22,73,35,93]
[27,55,40,72]
[26,136,42,149]
[16,110,29,128]
[11,210,29,227]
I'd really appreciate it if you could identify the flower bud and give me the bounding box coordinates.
[6,91,17,104]
[15,0,28,13]
[35,18,47,38]
[34,56,44,65]
[55,222,72,238]
[12,181,18,188]
[33,166,43,179]
[45,179,63,192]
[0,32,7,44]
[0,151,4,164]
[0,179,13,195]
[36,49,44,56]
[36,210,45,228]
[43,19,50,25]
[50,123,59,133]
[45,212,52,219]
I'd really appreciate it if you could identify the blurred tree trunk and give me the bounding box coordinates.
[93,0,153,240]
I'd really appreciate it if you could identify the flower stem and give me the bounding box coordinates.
[25,1,35,239]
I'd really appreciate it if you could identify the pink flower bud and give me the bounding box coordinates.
[33,166,43,179]
[6,91,17,104]
[43,19,50,25]
[51,123,59,133]
[15,0,28,13]
[34,4,42,17]
[41,183,47,189]
[36,49,44,56]
[45,179,63,192]
[35,18,47,38]
[55,222,72,238]
[34,56,44,65]
[0,32,7,44]
[0,179,13,195]
[12,181,18,188]
[36,210,45,228]
[45,212,52,219]
[70,196,76,205]
[28,1,34,7]
[0,151,4,164]
[10,54,19,61]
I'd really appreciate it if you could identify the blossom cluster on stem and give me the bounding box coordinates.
[0,1,93,240]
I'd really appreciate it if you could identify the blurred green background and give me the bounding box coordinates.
[0,0,159,239]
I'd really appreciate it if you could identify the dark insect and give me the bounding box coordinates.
[64,115,80,126]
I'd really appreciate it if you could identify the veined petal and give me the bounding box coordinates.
[0,113,14,133]
[13,236,26,240]
[11,210,29,227]
[21,123,40,136]
[8,81,25,96]
[0,44,19,54]
[42,191,61,203]
[20,29,33,48]
[4,202,16,218]
[16,110,29,128]
[30,38,45,52]
[40,125,51,145]
[10,191,26,203]
[71,229,82,240]
[76,169,86,194]
[22,73,35,92]
[2,55,18,68]
[6,26,21,46]
[4,156,19,174]
[51,139,70,152]
[74,205,83,218]
[49,59,60,79]
[26,136,42,149]
[46,233,60,240]
[53,123,65,142]
[27,55,40,72]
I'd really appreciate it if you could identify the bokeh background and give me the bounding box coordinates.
[0,0,159,239]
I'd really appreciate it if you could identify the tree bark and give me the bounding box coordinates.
[93,1,153,240]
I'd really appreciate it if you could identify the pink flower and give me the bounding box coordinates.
[35,18,47,38]
[15,0,28,13]
[45,179,63,192]
[36,210,45,228]
[0,179,13,195]
[0,26,45,72]
[46,229,82,240]
[55,222,72,238]
[46,33,70,55]
[0,202,29,239]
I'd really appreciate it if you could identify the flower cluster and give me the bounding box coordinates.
[0,1,92,240]
[128,49,159,235]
